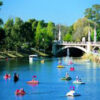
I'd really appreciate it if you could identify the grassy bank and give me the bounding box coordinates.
[0,49,49,59]
[82,53,100,63]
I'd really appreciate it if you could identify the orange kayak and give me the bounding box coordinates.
[27,80,39,84]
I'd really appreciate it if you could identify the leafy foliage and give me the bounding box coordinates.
[84,4,100,24]
[63,33,72,41]
[0,1,2,6]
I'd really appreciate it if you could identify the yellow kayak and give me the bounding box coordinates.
[57,65,64,68]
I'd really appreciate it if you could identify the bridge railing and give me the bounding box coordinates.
[56,41,87,45]
[54,41,100,45]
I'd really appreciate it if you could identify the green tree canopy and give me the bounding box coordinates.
[0,27,5,45]
[63,33,72,42]
[47,22,55,50]
[84,4,100,24]
[35,21,42,50]
[4,18,14,50]
[73,17,93,41]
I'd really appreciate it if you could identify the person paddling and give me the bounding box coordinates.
[14,73,19,83]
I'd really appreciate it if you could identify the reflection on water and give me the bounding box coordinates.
[85,62,98,83]
[67,96,75,100]
[0,57,100,100]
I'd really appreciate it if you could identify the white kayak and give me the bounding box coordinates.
[66,90,80,97]
[73,80,85,84]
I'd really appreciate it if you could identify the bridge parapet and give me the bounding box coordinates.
[52,40,100,56]
[56,41,87,46]
[55,41,100,45]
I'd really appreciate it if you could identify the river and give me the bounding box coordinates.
[0,57,100,100]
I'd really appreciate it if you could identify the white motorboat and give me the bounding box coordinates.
[66,90,80,97]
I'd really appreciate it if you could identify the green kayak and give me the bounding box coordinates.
[61,77,72,80]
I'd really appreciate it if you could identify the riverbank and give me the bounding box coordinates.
[0,51,28,59]
[82,53,100,63]
[0,49,49,59]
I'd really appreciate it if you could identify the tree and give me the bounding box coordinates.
[11,18,23,51]
[47,22,54,38]
[35,21,42,50]
[91,31,94,41]
[10,17,24,51]
[2,17,57,54]
[97,29,100,41]
[63,33,72,41]
[47,22,55,51]
[55,24,69,40]
[72,17,93,41]
[67,25,74,35]
[20,21,33,46]
[84,4,100,24]
[4,18,14,50]
[0,1,3,40]
[91,29,100,41]
[0,27,5,45]
[0,18,3,25]
[40,28,48,52]
[28,19,36,24]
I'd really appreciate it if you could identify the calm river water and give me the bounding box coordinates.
[0,57,100,100]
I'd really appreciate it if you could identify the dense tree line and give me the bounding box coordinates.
[0,2,55,54]
[0,18,55,54]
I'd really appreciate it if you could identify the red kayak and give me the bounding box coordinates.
[27,80,39,84]
[15,89,25,95]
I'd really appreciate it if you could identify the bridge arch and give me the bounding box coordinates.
[56,46,87,55]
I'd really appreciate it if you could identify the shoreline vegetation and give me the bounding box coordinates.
[82,53,100,63]
[0,49,49,59]
[0,49,100,64]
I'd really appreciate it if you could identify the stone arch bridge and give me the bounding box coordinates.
[52,41,100,56]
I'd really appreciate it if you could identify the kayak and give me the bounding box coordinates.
[66,90,80,97]
[73,80,85,84]
[57,65,64,68]
[61,77,72,80]
[27,80,39,84]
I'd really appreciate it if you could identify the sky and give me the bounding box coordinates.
[0,0,100,26]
